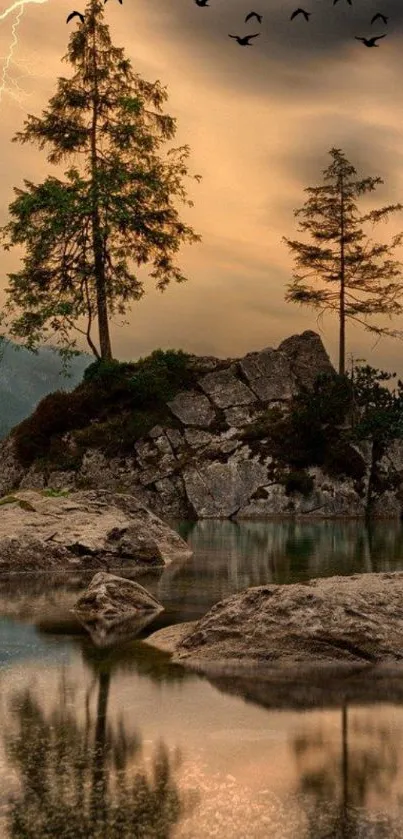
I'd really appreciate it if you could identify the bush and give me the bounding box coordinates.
[265,373,353,469]
[241,406,284,442]
[284,470,314,496]
[128,349,194,407]
[267,409,326,468]
[74,409,170,456]
[83,358,129,384]
[13,348,194,467]
[13,389,95,466]
[323,440,366,481]
[350,365,403,445]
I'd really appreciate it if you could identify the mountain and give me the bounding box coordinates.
[0,341,91,439]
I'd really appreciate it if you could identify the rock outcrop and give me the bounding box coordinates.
[147,572,403,670]
[73,571,164,647]
[1,330,403,519]
[0,489,192,572]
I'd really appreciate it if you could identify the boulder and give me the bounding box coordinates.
[239,348,297,401]
[147,572,403,674]
[184,429,214,449]
[0,489,192,572]
[183,460,268,517]
[199,366,257,409]
[72,571,164,647]
[278,330,333,390]
[167,390,216,427]
[224,405,263,428]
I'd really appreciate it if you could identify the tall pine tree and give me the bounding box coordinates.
[0,0,201,360]
[283,148,403,374]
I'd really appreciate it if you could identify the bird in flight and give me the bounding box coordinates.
[66,10,84,23]
[228,33,260,44]
[370,12,388,24]
[290,8,310,21]
[355,34,386,46]
[195,0,210,6]
[245,11,262,23]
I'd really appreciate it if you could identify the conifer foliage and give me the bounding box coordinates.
[0,0,201,360]
[283,148,403,374]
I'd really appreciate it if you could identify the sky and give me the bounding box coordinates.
[2,0,403,374]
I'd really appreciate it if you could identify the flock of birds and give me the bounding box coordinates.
[66,0,390,50]
[193,0,391,47]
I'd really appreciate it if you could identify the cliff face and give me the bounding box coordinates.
[1,330,402,520]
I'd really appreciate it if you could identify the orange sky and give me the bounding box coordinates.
[1,0,403,373]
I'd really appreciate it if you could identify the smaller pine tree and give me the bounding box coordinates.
[283,148,403,374]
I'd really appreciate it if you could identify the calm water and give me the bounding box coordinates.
[1,519,403,838]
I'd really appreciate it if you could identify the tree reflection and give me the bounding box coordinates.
[4,671,193,838]
[292,704,401,838]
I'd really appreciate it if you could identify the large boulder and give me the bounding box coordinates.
[278,330,333,390]
[0,489,192,572]
[183,460,268,518]
[198,366,257,409]
[73,571,164,647]
[167,390,216,427]
[239,348,297,401]
[147,572,403,672]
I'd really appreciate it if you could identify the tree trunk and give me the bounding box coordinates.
[93,218,112,360]
[91,670,110,829]
[90,4,113,361]
[339,172,346,375]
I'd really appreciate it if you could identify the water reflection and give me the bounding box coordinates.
[181,519,403,583]
[2,520,403,630]
[4,666,195,838]
[4,519,403,837]
[292,704,403,838]
[156,519,403,621]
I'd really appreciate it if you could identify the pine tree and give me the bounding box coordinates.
[0,0,201,361]
[283,148,403,374]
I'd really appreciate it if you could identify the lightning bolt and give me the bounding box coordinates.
[0,0,49,107]
[0,0,47,23]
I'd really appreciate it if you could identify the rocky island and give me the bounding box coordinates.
[1,330,403,520]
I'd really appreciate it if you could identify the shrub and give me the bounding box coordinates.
[323,440,366,481]
[13,389,95,466]
[128,349,195,407]
[284,470,314,496]
[241,406,285,442]
[350,365,403,445]
[266,373,353,469]
[13,348,194,466]
[267,410,326,468]
[83,358,131,384]
[74,408,172,456]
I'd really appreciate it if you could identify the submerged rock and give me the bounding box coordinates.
[73,571,164,647]
[0,489,192,572]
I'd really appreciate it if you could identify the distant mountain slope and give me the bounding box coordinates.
[0,342,91,439]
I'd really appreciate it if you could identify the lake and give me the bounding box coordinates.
[1,519,403,838]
